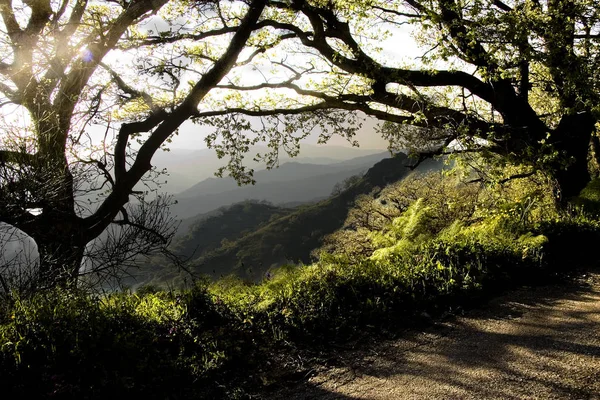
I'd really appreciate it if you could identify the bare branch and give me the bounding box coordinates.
[114,207,169,245]
[100,62,157,111]
[0,0,23,42]
[115,109,169,182]
[372,5,422,19]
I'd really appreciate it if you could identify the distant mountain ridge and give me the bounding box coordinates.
[170,151,390,220]
[152,144,389,194]
[177,150,388,199]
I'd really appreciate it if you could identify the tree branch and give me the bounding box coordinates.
[215,77,498,134]
[113,207,168,245]
[86,0,268,239]
[259,15,497,104]
[372,5,421,19]
[574,34,600,39]
[100,62,157,111]
[23,0,52,37]
[492,0,512,12]
[41,0,89,87]
[115,109,169,183]
[0,150,36,166]
[0,0,23,42]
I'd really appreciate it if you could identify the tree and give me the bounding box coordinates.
[209,0,599,200]
[0,0,244,286]
[330,172,364,196]
[0,0,365,288]
[1,0,597,287]
[317,171,480,262]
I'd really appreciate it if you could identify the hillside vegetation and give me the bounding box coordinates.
[186,154,426,281]
[2,165,600,398]
[144,153,443,285]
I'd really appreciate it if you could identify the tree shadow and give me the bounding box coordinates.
[266,270,600,399]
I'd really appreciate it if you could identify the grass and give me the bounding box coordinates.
[1,172,600,398]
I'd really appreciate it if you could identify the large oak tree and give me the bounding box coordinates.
[269,0,600,197]
[0,0,294,287]
[1,0,598,287]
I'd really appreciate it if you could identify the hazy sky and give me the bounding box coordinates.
[140,23,422,151]
[159,114,389,151]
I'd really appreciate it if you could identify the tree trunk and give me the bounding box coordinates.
[37,235,85,288]
[551,112,597,201]
[33,207,86,288]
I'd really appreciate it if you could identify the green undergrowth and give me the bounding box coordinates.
[210,212,599,344]
[2,172,600,398]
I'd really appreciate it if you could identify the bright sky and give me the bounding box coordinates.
[106,22,423,151]
[0,2,428,154]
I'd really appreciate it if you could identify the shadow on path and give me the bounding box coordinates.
[266,271,600,399]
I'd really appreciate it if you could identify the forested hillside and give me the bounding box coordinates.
[170,152,389,220]
[141,153,443,285]
[187,154,443,280]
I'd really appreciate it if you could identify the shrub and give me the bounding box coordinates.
[207,212,554,344]
[0,288,237,399]
[319,171,480,262]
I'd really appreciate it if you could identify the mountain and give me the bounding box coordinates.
[170,152,390,220]
[190,156,443,281]
[151,144,388,195]
[177,162,343,199]
[143,154,445,286]
[175,152,393,199]
[171,201,293,261]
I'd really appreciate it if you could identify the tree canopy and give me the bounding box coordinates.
[0,0,598,287]
[223,0,600,197]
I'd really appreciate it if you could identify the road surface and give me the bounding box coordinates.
[268,272,600,399]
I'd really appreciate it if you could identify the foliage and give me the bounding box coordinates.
[2,168,600,397]
[179,153,421,282]
[318,171,480,261]
[0,0,368,288]
[0,285,259,399]
[173,200,291,260]
[2,0,599,291]
[330,172,364,196]
[210,170,600,346]
[571,178,600,215]
[207,170,585,344]
[294,0,600,198]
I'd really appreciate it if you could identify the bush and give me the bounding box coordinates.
[207,213,554,343]
[318,171,480,262]
[0,288,239,399]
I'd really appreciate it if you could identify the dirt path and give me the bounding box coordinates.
[266,272,600,399]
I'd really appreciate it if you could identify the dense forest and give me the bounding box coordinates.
[2,0,600,398]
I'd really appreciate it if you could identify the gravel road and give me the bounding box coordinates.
[267,272,600,399]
